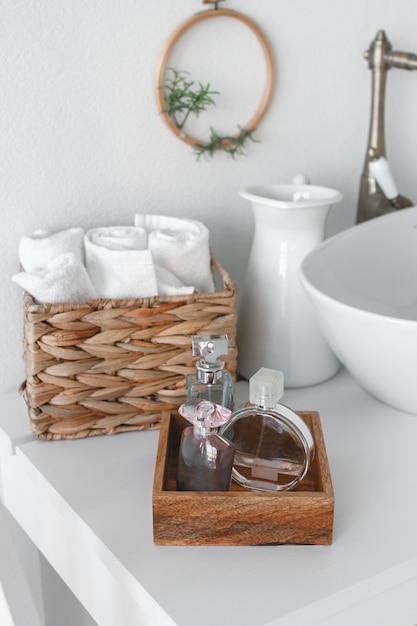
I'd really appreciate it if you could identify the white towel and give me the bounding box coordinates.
[12,253,97,304]
[87,226,148,251]
[155,265,195,297]
[134,214,214,293]
[18,227,85,273]
[85,227,158,299]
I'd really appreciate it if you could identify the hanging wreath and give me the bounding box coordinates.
[155,3,275,159]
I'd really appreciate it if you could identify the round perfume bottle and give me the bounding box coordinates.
[220,368,314,492]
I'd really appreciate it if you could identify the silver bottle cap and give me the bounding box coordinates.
[192,334,228,384]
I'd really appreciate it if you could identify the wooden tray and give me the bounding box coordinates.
[152,410,334,546]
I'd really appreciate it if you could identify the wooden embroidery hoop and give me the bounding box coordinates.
[155,2,275,149]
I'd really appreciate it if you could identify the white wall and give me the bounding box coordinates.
[1,0,417,393]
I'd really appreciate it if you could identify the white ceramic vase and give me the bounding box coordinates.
[237,182,343,387]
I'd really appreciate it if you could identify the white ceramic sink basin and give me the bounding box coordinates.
[300,206,417,415]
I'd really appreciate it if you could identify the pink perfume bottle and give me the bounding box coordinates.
[220,368,315,492]
[177,400,235,491]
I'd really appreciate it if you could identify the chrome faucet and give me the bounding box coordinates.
[356,30,417,223]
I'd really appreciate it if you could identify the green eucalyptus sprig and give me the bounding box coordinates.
[162,68,219,131]
[193,126,259,160]
[161,68,259,160]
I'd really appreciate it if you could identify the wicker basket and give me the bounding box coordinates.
[21,254,237,440]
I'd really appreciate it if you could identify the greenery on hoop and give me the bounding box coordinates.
[161,68,259,160]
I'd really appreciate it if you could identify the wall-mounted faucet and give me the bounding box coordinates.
[356,30,417,223]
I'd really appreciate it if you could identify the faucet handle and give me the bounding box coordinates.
[369,157,413,211]
[369,157,399,200]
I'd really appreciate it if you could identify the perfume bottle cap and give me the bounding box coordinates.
[192,334,228,364]
[249,368,284,408]
[192,334,228,384]
[179,399,232,430]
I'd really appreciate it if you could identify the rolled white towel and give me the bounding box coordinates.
[134,214,214,293]
[155,265,195,297]
[18,227,85,273]
[87,226,147,251]
[12,253,97,304]
[85,226,158,299]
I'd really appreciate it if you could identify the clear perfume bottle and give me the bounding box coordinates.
[177,400,235,491]
[220,368,315,492]
[186,334,234,410]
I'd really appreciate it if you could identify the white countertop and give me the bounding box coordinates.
[1,368,417,626]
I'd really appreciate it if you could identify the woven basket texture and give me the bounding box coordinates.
[21,255,237,440]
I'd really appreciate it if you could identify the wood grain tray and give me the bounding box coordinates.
[152,410,334,546]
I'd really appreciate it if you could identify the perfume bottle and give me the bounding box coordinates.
[186,334,234,409]
[177,400,235,491]
[220,368,314,492]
